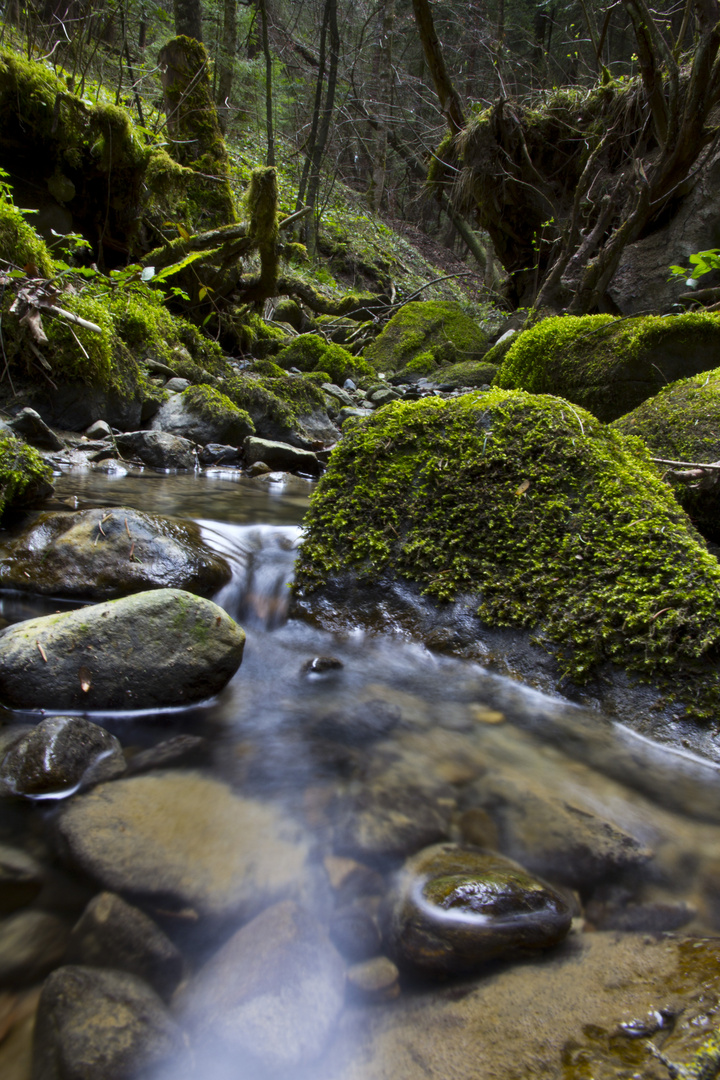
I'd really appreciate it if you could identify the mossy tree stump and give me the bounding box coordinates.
[158,36,235,229]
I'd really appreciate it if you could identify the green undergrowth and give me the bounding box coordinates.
[0,199,54,275]
[495,313,720,421]
[364,301,490,375]
[296,388,720,717]
[275,334,374,385]
[0,435,52,517]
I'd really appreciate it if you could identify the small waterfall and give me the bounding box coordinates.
[198,521,302,630]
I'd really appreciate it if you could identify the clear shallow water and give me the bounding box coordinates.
[3,467,720,1079]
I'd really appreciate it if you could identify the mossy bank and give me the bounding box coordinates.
[294,388,720,750]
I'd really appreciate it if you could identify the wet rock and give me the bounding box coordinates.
[125,735,209,776]
[0,717,126,799]
[302,655,344,675]
[338,406,372,425]
[346,956,399,1003]
[322,383,354,407]
[198,443,242,466]
[163,377,191,393]
[246,460,271,476]
[314,935,720,1080]
[323,855,385,904]
[31,965,183,1080]
[329,902,382,961]
[333,773,455,864]
[0,844,45,913]
[0,507,232,600]
[367,387,401,406]
[84,420,112,440]
[243,436,321,476]
[183,900,345,1072]
[460,773,651,890]
[382,843,572,976]
[7,408,64,451]
[0,588,245,711]
[0,910,69,985]
[67,892,183,1000]
[30,385,143,433]
[152,393,253,446]
[56,771,311,922]
[114,430,196,470]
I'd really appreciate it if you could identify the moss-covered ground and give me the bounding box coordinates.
[494,313,720,421]
[296,387,720,717]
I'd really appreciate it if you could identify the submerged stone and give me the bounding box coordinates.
[382,843,572,976]
[0,588,245,710]
[0,507,231,599]
[0,717,126,799]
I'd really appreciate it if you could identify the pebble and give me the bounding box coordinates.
[382,843,573,976]
[346,956,400,1002]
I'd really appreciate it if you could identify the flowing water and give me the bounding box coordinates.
[3,466,720,1079]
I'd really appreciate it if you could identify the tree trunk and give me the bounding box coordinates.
[172,0,202,41]
[368,0,395,213]
[216,0,238,132]
[410,0,465,136]
[258,0,275,166]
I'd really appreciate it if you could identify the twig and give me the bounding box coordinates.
[651,456,720,471]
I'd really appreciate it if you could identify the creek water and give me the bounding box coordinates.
[3,465,720,1078]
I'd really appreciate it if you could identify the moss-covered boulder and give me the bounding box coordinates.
[294,388,720,742]
[223,370,338,447]
[0,435,53,517]
[275,334,374,386]
[0,198,53,276]
[151,385,254,446]
[438,360,499,388]
[611,367,720,541]
[364,301,489,377]
[494,313,720,422]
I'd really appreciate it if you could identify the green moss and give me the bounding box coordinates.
[275,333,372,384]
[296,388,720,716]
[494,313,720,421]
[0,200,53,276]
[223,368,325,429]
[440,359,499,387]
[365,301,489,374]
[247,359,285,378]
[181,384,253,430]
[0,436,52,517]
[405,352,438,376]
[273,298,303,330]
[107,288,225,375]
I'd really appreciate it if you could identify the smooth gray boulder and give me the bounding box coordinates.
[56,772,311,922]
[0,507,231,599]
[243,436,321,475]
[182,900,346,1072]
[31,965,183,1080]
[0,717,126,798]
[0,588,245,710]
[115,430,196,469]
[8,408,64,451]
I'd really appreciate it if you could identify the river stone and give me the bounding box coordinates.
[0,909,69,985]
[313,934,720,1080]
[67,892,183,1000]
[0,717,126,798]
[31,965,183,1080]
[382,843,572,976]
[8,408,64,451]
[114,430,196,470]
[0,844,45,913]
[84,420,112,440]
[182,900,346,1072]
[346,956,400,1002]
[55,771,311,922]
[0,588,245,711]
[460,772,652,890]
[151,393,254,446]
[0,507,232,599]
[243,436,321,475]
[198,443,242,466]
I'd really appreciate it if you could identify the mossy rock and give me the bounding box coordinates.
[222,370,336,446]
[494,313,720,422]
[294,388,720,731]
[152,385,254,446]
[611,367,720,541]
[438,360,499,388]
[272,299,303,331]
[364,301,489,375]
[275,334,373,386]
[0,199,53,276]
[0,436,53,517]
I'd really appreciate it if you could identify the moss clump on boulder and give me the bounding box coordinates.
[0,199,53,276]
[494,313,720,422]
[108,289,226,376]
[440,360,499,387]
[181,385,254,432]
[275,334,373,385]
[611,367,720,541]
[364,301,489,376]
[0,436,53,517]
[295,388,720,720]
[223,369,331,443]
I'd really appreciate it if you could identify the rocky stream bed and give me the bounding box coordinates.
[0,464,719,1080]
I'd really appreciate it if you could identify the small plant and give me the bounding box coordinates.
[669,249,720,286]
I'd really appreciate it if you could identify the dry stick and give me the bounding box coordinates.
[651,457,720,471]
[44,305,102,334]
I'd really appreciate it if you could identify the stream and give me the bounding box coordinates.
[3,465,720,1079]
